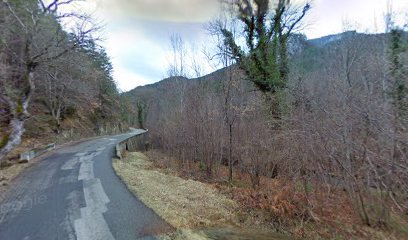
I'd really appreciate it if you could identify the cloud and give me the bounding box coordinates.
[104,26,167,87]
[113,67,153,92]
[94,0,220,23]
[77,0,408,92]
[101,19,212,91]
[306,0,408,38]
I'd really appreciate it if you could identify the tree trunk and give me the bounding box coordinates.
[0,73,32,162]
[228,123,233,182]
[250,165,260,189]
[0,35,35,162]
[0,118,26,162]
[279,35,289,83]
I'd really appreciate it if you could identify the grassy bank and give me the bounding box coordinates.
[113,152,237,228]
[112,152,287,240]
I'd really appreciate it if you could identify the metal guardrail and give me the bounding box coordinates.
[19,143,56,162]
[18,131,148,162]
[115,131,150,160]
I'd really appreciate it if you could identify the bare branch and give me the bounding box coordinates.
[2,0,27,32]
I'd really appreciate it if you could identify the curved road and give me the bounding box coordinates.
[0,130,173,240]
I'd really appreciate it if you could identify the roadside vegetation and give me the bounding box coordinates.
[114,151,408,239]
[0,1,136,171]
[126,0,408,239]
[113,152,289,240]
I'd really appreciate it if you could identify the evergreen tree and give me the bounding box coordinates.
[221,0,310,117]
[389,29,408,122]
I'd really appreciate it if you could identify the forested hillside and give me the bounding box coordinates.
[127,29,408,237]
[0,0,131,162]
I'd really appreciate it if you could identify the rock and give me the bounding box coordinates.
[18,159,29,164]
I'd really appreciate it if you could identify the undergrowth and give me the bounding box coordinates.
[146,150,408,240]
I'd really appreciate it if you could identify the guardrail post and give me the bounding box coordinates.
[19,143,56,163]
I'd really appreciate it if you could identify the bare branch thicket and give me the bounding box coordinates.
[0,0,99,162]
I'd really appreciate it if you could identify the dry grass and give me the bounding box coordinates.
[159,228,288,240]
[112,152,239,229]
[158,229,211,240]
[113,152,290,240]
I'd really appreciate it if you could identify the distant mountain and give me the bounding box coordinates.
[124,31,395,106]
[124,33,356,99]
[308,31,358,47]
[123,67,232,103]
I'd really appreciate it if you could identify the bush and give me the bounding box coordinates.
[62,105,77,119]
[0,133,10,149]
[231,183,309,227]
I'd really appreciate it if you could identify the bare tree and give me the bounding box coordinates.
[0,0,97,162]
[167,33,187,78]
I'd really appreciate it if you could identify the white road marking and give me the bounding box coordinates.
[59,175,77,184]
[78,153,96,181]
[96,147,106,152]
[73,152,114,240]
[74,152,87,157]
[62,191,82,240]
[61,158,79,170]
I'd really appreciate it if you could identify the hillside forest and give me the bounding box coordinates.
[0,0,133,162]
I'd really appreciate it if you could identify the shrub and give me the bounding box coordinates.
[0,133,10,149]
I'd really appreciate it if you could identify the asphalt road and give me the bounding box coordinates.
[0,130,173,240]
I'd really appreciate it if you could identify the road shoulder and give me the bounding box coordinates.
[113,152,240,239]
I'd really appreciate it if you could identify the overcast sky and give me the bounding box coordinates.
[70,0,408,92]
